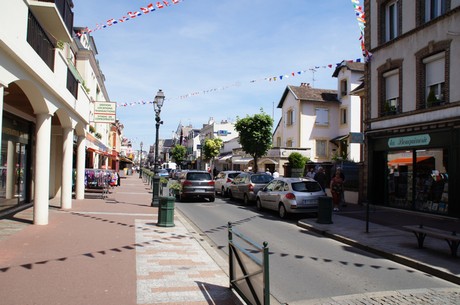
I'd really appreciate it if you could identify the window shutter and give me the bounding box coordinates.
[425,57,445,86]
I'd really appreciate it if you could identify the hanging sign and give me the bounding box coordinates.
[94,101,117,123]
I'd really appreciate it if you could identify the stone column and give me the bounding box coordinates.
[75,135,86,200]
[61,127,74,209]
[33,113,52,225]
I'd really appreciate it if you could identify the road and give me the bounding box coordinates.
[176,196,459,304]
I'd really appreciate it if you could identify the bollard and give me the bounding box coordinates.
[157,196,175,227]
[317,196,333,224]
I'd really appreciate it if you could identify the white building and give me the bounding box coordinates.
[0,0,112,224]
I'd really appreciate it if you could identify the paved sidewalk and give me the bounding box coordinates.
[0,175,242,305]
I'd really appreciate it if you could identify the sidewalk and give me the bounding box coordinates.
[298,204,460,285]
[0,175,242,305]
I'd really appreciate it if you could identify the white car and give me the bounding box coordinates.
[214,171,241,197]
[256,177,326,218]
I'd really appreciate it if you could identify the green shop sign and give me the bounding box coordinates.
[388,134,431,148]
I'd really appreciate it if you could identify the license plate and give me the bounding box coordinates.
[302,199,318,205]
[195,189,205,192]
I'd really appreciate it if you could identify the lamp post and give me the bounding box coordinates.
[151,89,165,207]
[138,141,143,178]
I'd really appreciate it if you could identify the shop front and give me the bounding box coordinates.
[368,129,459,217]
[0,113,34,214]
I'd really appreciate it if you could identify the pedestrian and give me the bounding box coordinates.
[265,168,272,176]
[330,170,344,211]
[306,167,316,179]
[117,170,121,186]
[213,167,218,178]
[336,167,346,207]
[273,170,280,178]
[313,167,327,190]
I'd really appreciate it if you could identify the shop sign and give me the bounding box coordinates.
[94,102,116,123]
[349,132,364,144]
[388,134,431,148]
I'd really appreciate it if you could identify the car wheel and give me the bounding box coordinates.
[243,194,250,205]
[256,198,263,211]
[278,204,287,219]
[209,196,215,202]
[228,189,233,199]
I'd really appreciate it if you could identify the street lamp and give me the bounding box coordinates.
[138,141,143,178]
[151,89,165,207]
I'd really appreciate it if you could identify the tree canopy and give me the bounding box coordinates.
[170,144,187,166]
[203,138,223,161]
[234,111,273,173]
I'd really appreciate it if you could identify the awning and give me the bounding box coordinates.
[120,156,134,164]
[388,156,433,166]
[217,154,233,161]
[231,157,253,164]
[260,158,278,165]
[330,134,349,142]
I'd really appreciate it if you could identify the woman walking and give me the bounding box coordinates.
[330,170,344,211]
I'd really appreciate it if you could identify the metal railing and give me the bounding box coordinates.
[228,222,270,305]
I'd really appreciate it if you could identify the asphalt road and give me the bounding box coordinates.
[176,196,459,304]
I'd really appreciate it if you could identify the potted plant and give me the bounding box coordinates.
[169,181,182,198]
[288,152,308,177]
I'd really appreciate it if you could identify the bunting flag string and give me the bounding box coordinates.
[75,1,184,37]
[116,59,363,107]
[351,0,372,61]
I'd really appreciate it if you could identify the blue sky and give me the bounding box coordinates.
[73,0,363,149]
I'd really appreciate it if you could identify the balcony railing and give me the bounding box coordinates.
[38,0,74,34]
[27,11,55,71]
[67,67,78,99]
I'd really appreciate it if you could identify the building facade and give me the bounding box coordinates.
[0,0,115,224]
[365,0,460,217]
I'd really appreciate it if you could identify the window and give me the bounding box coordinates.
[286,139,293,147]
[385,1,398,41]
[286,109,295,126]
[276,137,281,147]
[315,108,329,126]
[424,52,445,107]
[425,0,448,22]
[340,79,348,96]
[316,140,327,157]
[383,69,399,115]
[340,108,347,125]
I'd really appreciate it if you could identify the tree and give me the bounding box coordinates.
[234,110,273,173]
[170,144,186,167]
[203,138,223,161]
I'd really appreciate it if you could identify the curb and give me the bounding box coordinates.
[297,220,460,285]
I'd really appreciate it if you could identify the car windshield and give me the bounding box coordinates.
[187,173,211,180]
[250,175,273,184]
[228,173,240,179]
[292,181,322,192]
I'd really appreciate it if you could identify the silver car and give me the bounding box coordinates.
[214,170,242,197]
[228,172,273,205]
[178,170,215,202]
[256,177,325,218]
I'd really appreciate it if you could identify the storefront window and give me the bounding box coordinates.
[387,148,448,214]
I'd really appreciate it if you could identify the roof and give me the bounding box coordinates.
[332,60,365,77]
[277,85,338,108]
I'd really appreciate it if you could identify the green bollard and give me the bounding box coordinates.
[157,196,175,227]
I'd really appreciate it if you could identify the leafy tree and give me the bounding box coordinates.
[171,144,187,166]
[203,138,223,161]
[288,152,308,169]
[234,110,273,173]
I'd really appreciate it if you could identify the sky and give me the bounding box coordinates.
[73,0,364,150]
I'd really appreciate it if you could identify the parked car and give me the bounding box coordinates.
[214,170,242,197]
[256,177,326,218]
[228,172,273,205]
[158,169,169,178]
[177,170,215,202]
